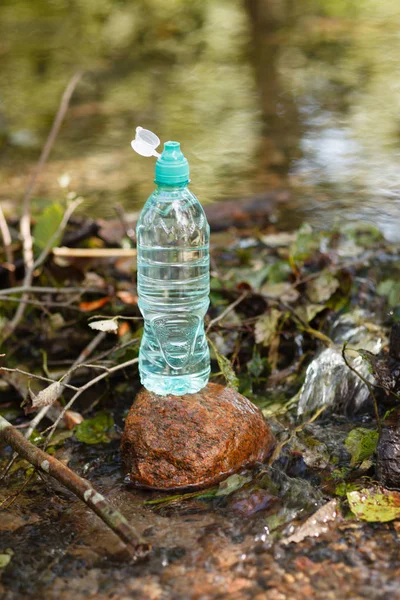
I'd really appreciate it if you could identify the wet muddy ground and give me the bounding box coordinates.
[2,429,400,600]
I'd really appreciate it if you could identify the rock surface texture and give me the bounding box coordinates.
[121,383,274,490]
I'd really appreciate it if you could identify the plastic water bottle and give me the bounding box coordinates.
[131,127,210,395]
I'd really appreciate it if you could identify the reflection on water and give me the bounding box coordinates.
[0,0,399,239]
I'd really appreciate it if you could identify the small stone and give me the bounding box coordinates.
[121,383,274,490]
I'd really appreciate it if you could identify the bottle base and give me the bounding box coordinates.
[140,368,210,396]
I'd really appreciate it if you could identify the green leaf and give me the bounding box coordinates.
[290,223,320,263]
[33,203,64,254]
[347,487,400,522]
[344,428,379,467]
[215,473,252,497]
[0,554,12,568]
[208,337,239,391]
[377,279,400,307]
[247,349,267,378]
[306,272,340,304]
[74,411,115,444]
[295,303,326,323]
[255,309,282,346]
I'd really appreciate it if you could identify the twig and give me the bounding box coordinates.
[268,405,327,465]
[206,291,248,333]
[0,204,16,286]
[2,71,84,343]
[0,295,83,311]
[0,366,79,391]
[53,247,137,258]
[26,332,106,432]
[0,286,104,296]
[0,415,150,560]
[3,199,83,341]
[275,300,334,347]
[43,357,139,447]
[1,332,106,479]
[342,343,381,433]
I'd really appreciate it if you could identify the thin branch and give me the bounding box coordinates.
[0,415,150,560]
[26,332,106,431]
[0,295,83,311]
[0,366,79,391]
[3,71,84,343]
[206,291,248,333]
[1,332,106,479]
[0,204,16,286]
[0,286,104,296]
[43,357,138,447]
[268,405,327,465]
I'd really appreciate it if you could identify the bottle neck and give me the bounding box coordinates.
[156,182,188,192]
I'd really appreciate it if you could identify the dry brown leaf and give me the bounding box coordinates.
[79,296,112,311]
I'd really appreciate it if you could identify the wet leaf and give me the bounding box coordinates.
[283,500,339,544]
[215,473,252,497]
[79,296,112,311]
[345,428,379,467]
[33,203,64,253]
[347,486,400,522]
[74,411,115,444]
[255,309,282,346]
[89,318,118,333]
[208,337,239,390]
[307,272,340,303]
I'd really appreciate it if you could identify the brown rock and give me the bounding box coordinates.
[121,383,274,490]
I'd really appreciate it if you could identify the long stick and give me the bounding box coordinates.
[2,72,84,343]
[0,415,150,560]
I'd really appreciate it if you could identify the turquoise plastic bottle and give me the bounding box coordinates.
[136,141,210,395]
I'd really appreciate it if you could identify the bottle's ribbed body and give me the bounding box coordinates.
[136,185,210,395]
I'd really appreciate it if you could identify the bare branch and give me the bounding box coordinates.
[0,415,150,560]
[0,204,16,286]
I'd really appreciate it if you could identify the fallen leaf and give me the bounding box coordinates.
[208,338,239,391]
[215,473,252,497]
[89,319,118,333]
[283,500,339,544]
[63,410,84,429]
[345,427,379,467]
[79,296,112,311]
[28,381,62,410]
[295,304,326,323]
[255,309,282,346]
[347,486,400,522]
[307,272,340,303]
[118,321,130,337]
[74,411,115,444]
[261,282,299,303]
[116,291,138,305]
[0,553,12,568]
